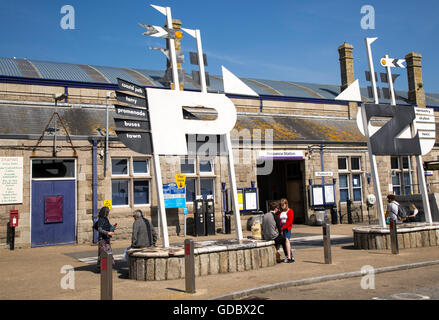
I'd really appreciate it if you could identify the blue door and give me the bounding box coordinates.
[31,180,76,247]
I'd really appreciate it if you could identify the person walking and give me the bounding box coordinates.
[262,201,294,263]
[94,206,117,271]
[124,209,157,262]
[279,198,294,262]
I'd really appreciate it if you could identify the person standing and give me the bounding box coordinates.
[124,209,157,262]
[94,206,117,271]
[386,194,403,224]
[262,201,294,263]
[279,198,294,262]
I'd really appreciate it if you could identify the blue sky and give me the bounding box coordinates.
[1,0,438,92]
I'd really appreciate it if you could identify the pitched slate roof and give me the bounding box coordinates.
[1,57,439,107]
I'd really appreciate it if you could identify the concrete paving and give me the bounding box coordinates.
[0,223,438,300]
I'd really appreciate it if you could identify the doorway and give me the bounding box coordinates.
[257,160,306,224]
[31,159,77,247]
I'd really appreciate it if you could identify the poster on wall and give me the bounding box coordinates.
[0,157,23,204]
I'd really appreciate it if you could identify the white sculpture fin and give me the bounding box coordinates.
[150,4,167,16]
[335,79,362,102]
[222,66,259,97]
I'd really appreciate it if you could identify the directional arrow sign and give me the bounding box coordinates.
[117,78,145,96]
[115,131,153,155]
[115,105,149,120]
[380,57,405,68]
[114,118,150,131]
[139,24,183,39]
[115,91,147,108]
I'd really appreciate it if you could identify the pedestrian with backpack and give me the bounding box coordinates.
[386,194,404,224]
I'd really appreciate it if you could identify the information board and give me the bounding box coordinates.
[163,182,186,208]
[0,157,23,204]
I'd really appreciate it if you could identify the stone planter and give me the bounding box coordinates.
[128,239,277,281]
[353,223,439,250]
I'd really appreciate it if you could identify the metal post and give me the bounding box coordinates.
[389,219,399,254]
[53,99,58,157]
[364,37,386,228]
[322,222,332,264]
[195,29,207,94]
[225,132,243,241]
[104,93,110,177]
[10,225,15,251]
[165,6,180,91]
[100,250,113,300]
[184,239,196,294]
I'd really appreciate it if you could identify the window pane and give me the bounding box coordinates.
[340,189,349,202]
[112,159,128,175]
[200,178,214,200]
[339,175,348,188]
[392,175,400,186]
[199,160,213,173]
[133,160,148,174]
[352,174,361,187]
[351,157,360,170]
[181,158,195,174]
[32,159,75,178]
[405,186,412,195]
[391,157,399,169]
[402,157,410,169]
[112,180,129,206]
[403,172,411,185]
[353,188,362,201]
[133,180,149,205]
[185,178,196,202]
[393,187,401,195]
[338,157,347,170]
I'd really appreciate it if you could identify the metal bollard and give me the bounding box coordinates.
[100,250,113,300]
[322,222,332,264]
[389,219,399,254]
[184,239,196,294]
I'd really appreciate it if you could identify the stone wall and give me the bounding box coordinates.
[128,240,277,281]
[353,223,439,250]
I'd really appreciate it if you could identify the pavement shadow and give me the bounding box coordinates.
[73,260,130,279]
[302,260,326,265]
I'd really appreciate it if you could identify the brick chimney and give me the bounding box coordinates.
[338,43,355,92]
[405,52,426,107]
[338,43,357,119]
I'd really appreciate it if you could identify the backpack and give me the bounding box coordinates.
[396,204,408,221]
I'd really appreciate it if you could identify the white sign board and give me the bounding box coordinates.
[0,157,23,204]
[258,150,304,159]
[315,171,333,177]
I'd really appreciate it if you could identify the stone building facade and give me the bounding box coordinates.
[0,42,438,248]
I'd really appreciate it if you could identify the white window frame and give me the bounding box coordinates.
[111,158,129,177]
[111,157,151,207]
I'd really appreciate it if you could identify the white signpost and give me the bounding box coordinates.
[141,5,260,245]
[335,37,434,227]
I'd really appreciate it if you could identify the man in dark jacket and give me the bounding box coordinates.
[124,209,157,262]
[262,201,294,263]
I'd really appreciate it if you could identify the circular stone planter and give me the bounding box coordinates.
[353,222,439,250]
[127,239,278,281]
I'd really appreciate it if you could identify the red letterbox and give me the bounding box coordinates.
[10,210,19,228]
